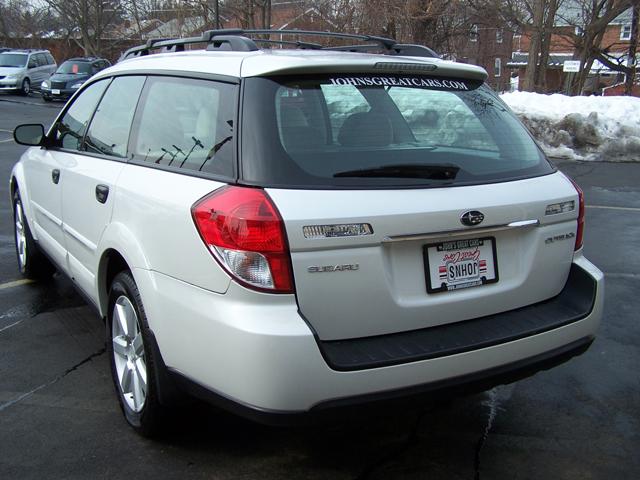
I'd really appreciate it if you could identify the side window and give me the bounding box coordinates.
[27,55,37,68]
[275,85,329,150]
[84,76,145,158]
[35,53,47,66]
[55,79,109,150]
[130,76,236,177]
[46,53,55,65]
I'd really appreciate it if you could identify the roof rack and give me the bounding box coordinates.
[120,29,439,61]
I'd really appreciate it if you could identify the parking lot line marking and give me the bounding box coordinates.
[0,139,13,143]
[0,128,12,132]
[586,204,640,212]
[0,378,59,412]
[0,319,25,333]
[0,347,105,412]
[0,279,34,290]
[605,272,640,279]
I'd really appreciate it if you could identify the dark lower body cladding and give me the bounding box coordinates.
[163,264,598,426]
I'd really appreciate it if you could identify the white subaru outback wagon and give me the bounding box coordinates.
[11,30,604,435]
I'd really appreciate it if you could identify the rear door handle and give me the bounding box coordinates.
[95,185,109,204]
[51,169,60,184]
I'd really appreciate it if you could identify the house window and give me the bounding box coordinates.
[470,24,478,42]
[620,24,632,41]
[494,58,502,77]
[496,28,503,43]
[575,26,584,37]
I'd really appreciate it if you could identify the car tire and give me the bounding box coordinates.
[107,271,165,437]
[13,190,56,280]
[20,78,30,96]
[42,95,51,102]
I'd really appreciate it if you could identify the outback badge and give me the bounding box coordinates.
[460,210,485,227]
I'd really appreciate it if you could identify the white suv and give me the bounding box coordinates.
[11,30,604,435]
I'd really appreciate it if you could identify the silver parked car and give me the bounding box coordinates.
[0,49,57,95]
[11,30,604,436]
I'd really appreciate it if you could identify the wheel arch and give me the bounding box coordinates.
[10,165,38,241]
[97,222,151,318]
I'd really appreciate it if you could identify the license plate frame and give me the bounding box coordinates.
[423,236,499,294]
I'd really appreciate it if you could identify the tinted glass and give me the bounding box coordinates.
[242,75,553,188]
[35,53,47,66]
[85,76,145,158]
[56,61,92,75]
[46,53,55,65]
[55,79,109,150]
[0,53,27,67]
[130,77,236,177]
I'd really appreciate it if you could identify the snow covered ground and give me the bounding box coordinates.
[501,91,640,161]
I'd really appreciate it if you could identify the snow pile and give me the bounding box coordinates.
[501,91,640,161]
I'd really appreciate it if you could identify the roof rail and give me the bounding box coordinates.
[120,29,439,61]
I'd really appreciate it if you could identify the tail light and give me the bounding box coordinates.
[568,177,585,250]
[192,186,294,293]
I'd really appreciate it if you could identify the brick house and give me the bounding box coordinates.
[506,7,637,94]
[456,21,514,92]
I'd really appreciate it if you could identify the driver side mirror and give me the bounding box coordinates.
[14,124,45,146]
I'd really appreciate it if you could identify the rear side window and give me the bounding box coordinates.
[55,79,109,151]
[84,76,145,158]
[130,76,236,178]
[242,75,553,188]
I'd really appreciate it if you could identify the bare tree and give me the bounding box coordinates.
[583,0,638,94]
[44,0,123,56]
[623,1,639,94]
[0,0,56,45]
[557,0,634,94]
[225,0,272,29]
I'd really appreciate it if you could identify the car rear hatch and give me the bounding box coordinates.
[240,68,580,341]
[268,175,579,340]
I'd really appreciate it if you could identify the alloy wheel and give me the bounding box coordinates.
[111,295,147,412]
[14,202,26,270]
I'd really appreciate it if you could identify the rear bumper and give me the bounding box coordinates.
[171,335,594,425]
[136,253,603,418]
[320,262,597,371]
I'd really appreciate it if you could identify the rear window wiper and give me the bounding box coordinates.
[334,164,459,180]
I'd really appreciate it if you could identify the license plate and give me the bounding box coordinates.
[52,89,60,95]
[424,237,499,293]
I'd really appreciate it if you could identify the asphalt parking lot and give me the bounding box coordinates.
[0,92,639,479]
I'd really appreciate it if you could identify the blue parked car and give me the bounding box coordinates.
[41,57,111,101]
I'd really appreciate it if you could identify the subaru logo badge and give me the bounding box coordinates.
[460,210,485,227]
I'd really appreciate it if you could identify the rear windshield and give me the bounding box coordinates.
[241,74,553,188]
[56,61,92,74]
[0,53,27,67]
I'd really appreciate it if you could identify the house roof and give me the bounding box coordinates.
[555,2,632,27]
[506,52,574,68]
